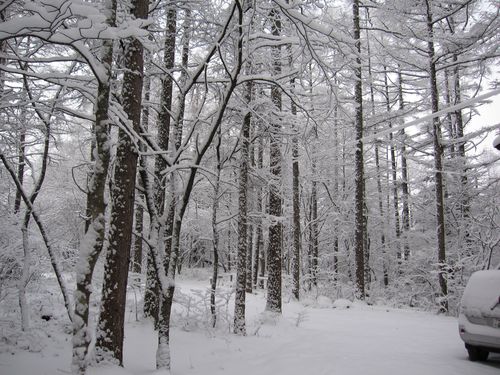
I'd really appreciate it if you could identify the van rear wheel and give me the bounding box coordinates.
[466,345,489,361]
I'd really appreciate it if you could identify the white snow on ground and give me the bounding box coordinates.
[1,276,499,375]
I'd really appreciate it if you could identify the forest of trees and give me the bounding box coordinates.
[0,0,499,373]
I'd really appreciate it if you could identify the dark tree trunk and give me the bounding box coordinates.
[332,100,340,282]
[309,163,319,288]
[353,0,365,299]
[425,0,448,313]
[384,67,402,264]
[452,53,470,246]
[246,119,255,294]
[289,45,301,300]
[14,127,25,214]
[266,7,283,314]
[95,0,147,364]
[397,68,411,260]
[372,107,388,286]
[255,130,265,289]
[246,224,254,293]
[145,5,177,325]
[211,127,222,328]
[132,66,151,275]
[234,79,252,335]
[155,4,244,368]
[71,1,116,372]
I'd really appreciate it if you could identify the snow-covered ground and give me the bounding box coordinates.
[1,276,499,375]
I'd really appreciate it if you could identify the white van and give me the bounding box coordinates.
[458,270,500,361]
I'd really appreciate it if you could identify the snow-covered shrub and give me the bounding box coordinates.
[172,286,235,333]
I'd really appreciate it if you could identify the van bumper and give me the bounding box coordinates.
[459,313,500,352]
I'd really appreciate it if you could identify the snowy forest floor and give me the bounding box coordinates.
[1,270,499,375]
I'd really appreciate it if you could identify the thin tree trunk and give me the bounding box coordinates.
[16,97,29,330]
[255,130,265,289]
[425,0,448,313]
[157,5,192,351]
[1,153,74,325]
[71,1,116,371]
[266,7,283,313]
[383,67,402,266]
[145,5,177,324]
[452,53,470,247]
[444,68,456,157]
[397,68,411,260]
[132,65,151,275]
[332,100,340,282]
[211,127,222,328]
[373,120,388,286]
[234,79,252,335]
[309,161,319,288]
[17,92,52,329]
[156,4,244,368]
[246,120,254,294]
[353,0,365,299]
[246,224,254,293]
[14,126,25,214]
[289,45,301,300]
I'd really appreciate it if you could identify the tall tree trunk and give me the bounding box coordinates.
[452,53,470,247]
[71,1,116,372]
[384,67,402,266]
[155,4,244,368]
[444,69,456,158]
[332,99,340,282]
[266,7,283,314]
[14,126,25,214]
[95,0,147,364]
[289,45,301,300]
[211,127,222,328]
[246,120,254,294]
[397,68,411,260]
[132,61,151,275]
[17,98,29,330]
[246,223,254,293]
[425,0,448,313]
[365,30,388,287]
[157,7,193,359]
[353,0,365,299]
[309,157,319,288]
[255,129,265,289]
[145,6,177,325]
[234,79,252,335]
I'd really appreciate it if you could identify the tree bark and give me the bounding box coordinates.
[234,79,252,335]
[95,0,147,364]
[155,4,244,368]
[425,0,448,313]
[71,1,116,372]
[132,63,151,275]
[384,67,402,266]
[145,5,177,324]
[289,44,301,300]
[397,68,411,261]
[255,130,265,289]
[309,159,319,288]
[211,127,222,328]
[266,7,283,313]
[353,0,365,299]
